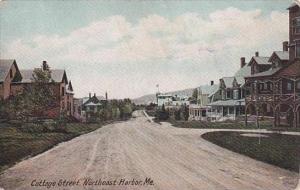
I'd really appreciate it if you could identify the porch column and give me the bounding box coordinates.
[245,106,248,127]
[273,109,277,128]
[293,110,297,128]
[234,106,236,120]
[256,106,260,128]
[227,107,230,117]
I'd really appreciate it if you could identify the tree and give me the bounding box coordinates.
[192,88,198,100]
[3,64,56,121]
[155,104,169,121]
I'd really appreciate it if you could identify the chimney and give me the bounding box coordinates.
[255,52,259,57]
[105,92,108,101]
[283,41,288,51]
[42,61,48,71]
[240,57,246,68]
[210,81,214,86]
[89,92,91,98]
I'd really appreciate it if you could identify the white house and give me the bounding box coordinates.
[157,93,189,108]
[189,81,219,121]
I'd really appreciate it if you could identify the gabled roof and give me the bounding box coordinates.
[198,84,219,97]
[0,59,20,82]
[234,65,251,78]
[271,51,289,61]
[221,77,235,88]
[235,76,246,86]
[20,69,67,83]
[288,1,300,9]
[66,80,73,93]
[249,56,270,65]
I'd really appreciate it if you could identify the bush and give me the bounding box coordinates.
[155,105,169,121]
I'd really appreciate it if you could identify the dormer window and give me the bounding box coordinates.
[293,17,300,34]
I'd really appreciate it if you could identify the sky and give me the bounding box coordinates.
[0,0,294,99]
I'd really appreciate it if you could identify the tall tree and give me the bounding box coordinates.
[192,88,198,100]
[4,64,56,121]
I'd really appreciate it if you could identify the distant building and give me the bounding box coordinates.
[157,93,189,108]
[78,93,109,122]
[0,59,22,100]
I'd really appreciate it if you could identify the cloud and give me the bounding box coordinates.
[1,7,289,98]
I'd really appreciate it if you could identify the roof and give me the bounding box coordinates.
[276,61,300,78]
[234,65,251,78]
[85,102,102,106]
[273,51,289,61]
[252,57,271,65]
[66,81,74,94]
[247,67,281,78]
[0,59,16,82]
[235,76,245,86]
[20,69,66,83]
[208,99,245,107]
[221,77,235,88]
[82,96,105,104]
[198,84,219,97]
[288,2,300,9]
[157,94,173,97]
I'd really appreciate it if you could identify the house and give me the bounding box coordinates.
[0,59,22,100]
[10,61,75,118]
[205,57,253,122]
[208,77,246,121]
[245,60,300,128]
[189,81,219,121]
[81,93,103,121]
[244,2,300,128]
[157,94,173,107]
[156,93,189,108]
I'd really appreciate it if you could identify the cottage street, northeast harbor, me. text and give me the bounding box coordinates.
[31,178,154,189]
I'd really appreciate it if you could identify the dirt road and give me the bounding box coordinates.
[0,111,298,190]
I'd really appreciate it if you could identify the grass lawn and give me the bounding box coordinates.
[168,119,272,129]
[168,119,300,132]
[0,121,113,173]
[202,131,300,172]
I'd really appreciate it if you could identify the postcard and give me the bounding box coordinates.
[0,0,299,190]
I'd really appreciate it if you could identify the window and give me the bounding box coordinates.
[226,90,231,99]
[263,83,268,90]
[61,87,65,96]
[267,82,272,90]
[297,81,300,89]
[287,82,292,91]
[233,90,239,100]
[10,70,13,78]
[296,43,300,58]
[202,110,206,117]
[293,17,300,34]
